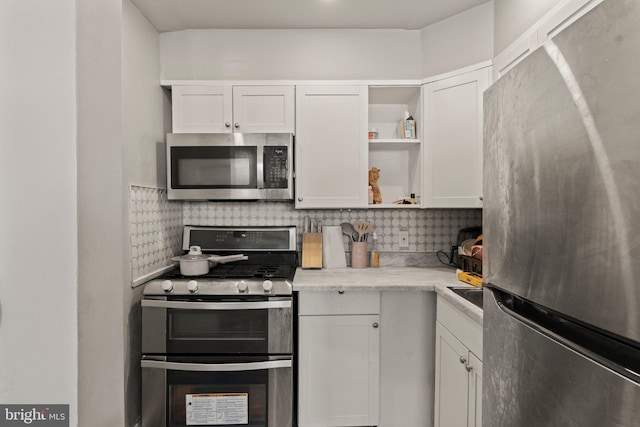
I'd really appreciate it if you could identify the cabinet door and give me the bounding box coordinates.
[295,85,368,208]
[467,352,483,427]
[493,31,538,81]
[434,322,469,427]
[537,0,603,45]
[422,68,490,208]
[232,85,295,133]
[171,85,232,133]
[298,314,380,427]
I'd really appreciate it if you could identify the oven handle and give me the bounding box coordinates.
[141,299,291,310]
[141,359,292,372]
[257,144,265,189]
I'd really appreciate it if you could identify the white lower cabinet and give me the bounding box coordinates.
[297,290,436,427]
[434,297,483,427]
[298,291,380,427]
[467,352,483,427]
[378,291,435,426]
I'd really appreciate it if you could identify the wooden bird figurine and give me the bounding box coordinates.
[369,167,382,204]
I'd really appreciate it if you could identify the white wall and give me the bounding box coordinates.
[159,7,496,82]
[160,29,423,80]
[421,1,494,78]
[494,0,558,53]
[123,0,168,190]
[76,0,125,424]
[122,0,167,424]
[0,0,78,421]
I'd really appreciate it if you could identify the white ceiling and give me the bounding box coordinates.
[130,0,491,33]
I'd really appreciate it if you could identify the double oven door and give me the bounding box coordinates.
[141,296,293,427]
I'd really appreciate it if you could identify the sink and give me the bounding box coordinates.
[448,287,483,309]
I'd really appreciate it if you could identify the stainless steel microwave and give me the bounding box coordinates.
[166,133,294,201]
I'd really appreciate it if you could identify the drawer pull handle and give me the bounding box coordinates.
[338,290,345,295]
[372,322,379,329]
[460,356,467,364]
[465,364,473,372]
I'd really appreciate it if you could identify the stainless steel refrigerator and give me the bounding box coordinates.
[483,0,640,425]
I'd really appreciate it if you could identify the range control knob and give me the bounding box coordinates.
[161,280,174,292]
[237,280,249,293]
[262,280,273,293]
[187,280,199,293]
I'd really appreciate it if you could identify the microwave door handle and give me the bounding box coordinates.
[141,359,292,372]
[141,300,292,310]
[257,144,265,189]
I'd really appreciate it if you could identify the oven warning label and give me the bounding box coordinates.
[186,393,248,425]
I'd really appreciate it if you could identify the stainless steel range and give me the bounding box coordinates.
[141,226,296,427]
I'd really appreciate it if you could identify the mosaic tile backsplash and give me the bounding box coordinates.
[183,202,482,254]
[129,185,183,285]
[128,194,481,283]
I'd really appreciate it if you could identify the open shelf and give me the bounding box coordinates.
[368,85,422,208]
[367,203,421,209]
[369,139,420,149]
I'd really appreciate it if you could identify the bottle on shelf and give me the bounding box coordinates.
[368,186,374,204]
[370,232,380,268]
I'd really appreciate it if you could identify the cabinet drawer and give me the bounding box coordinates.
[437,296,483,358]
[299,290,380,315]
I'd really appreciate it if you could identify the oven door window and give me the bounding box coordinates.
[171,146,257,189]
[168,309,268,354]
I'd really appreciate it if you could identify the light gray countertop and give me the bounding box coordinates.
[293,266,483,324]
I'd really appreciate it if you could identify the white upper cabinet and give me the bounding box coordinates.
[171,85,295,133]
[536,0,602,44]
[422,67,490,208]
[494,0,604,81]
[172,85,232,133]
[295,85,368,209]
[493,31,538,81]
[232,85,295,133]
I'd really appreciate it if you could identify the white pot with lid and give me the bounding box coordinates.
[171,246,248,276]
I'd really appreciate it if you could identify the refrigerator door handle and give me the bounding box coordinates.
[491,288,640,384]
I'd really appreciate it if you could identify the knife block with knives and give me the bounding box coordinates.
[302,218,323,269]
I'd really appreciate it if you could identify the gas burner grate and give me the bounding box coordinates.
[163,264,295,280]
[209,264,294,280]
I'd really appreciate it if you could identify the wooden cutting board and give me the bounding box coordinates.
[302,233,323,269]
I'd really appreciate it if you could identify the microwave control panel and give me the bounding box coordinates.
[264,146,289,189]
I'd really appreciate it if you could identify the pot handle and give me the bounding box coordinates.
[209,254,248,264]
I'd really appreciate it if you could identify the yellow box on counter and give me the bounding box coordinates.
[457,270,483,287]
